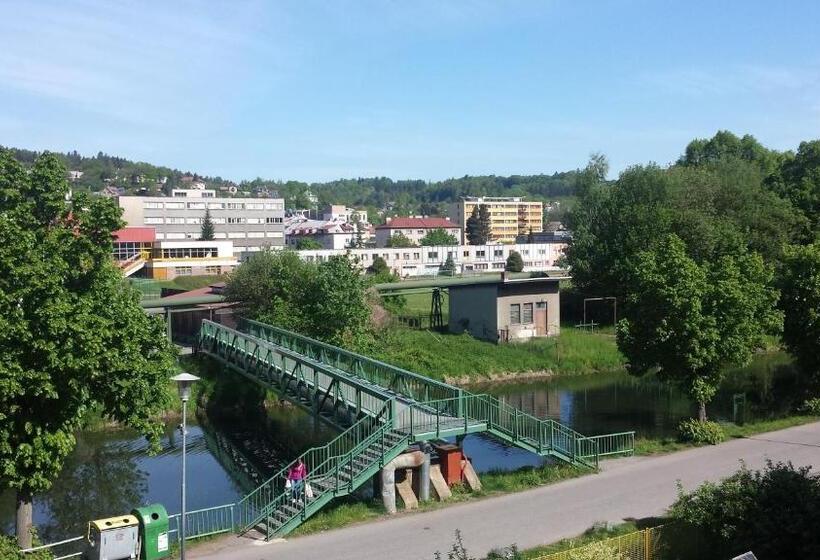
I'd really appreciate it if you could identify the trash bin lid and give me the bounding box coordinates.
[131,503,169,525]
[90,515,139,531]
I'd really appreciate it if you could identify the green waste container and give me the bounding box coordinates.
[131,504,170,560]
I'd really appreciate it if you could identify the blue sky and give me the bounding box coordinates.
[1,1,819,182]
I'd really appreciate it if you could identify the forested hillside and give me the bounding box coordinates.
[2,145,579,223]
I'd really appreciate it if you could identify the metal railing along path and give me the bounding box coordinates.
[20,536,85,560]
[21,505,238,560]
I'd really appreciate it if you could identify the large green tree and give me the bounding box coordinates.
[778,243,820,379]
[0,151,176,547]
[616,235,781,421]
[465,205,491,245]
[420,228,458,246]
[225,250,370,345]
[567,156,805,300]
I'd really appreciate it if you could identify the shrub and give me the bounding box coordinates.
[800,397,820,415]
[677,419,725,445]
[670,460,820,559]
[0,534,53,559]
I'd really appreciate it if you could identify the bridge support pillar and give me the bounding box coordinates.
[419,449,431,502]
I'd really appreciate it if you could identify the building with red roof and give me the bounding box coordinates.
[375,216,461,247]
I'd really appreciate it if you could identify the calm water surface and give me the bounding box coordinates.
[1,352,802,540]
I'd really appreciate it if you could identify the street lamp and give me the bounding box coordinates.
[170,372,200,560]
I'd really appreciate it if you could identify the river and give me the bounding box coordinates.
[0,352,804,541]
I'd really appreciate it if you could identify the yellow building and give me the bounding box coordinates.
[450,197,543,244]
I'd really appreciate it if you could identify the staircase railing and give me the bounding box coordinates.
[236,400,397,535]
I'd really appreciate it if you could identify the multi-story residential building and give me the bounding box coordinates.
[374,216,461,247]
[118,189,285,259]
[297,242,565,277]
[450,197,543,244]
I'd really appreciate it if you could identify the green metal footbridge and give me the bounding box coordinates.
[197,318,635,540]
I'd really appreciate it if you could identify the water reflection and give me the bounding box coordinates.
[470,352,802,441]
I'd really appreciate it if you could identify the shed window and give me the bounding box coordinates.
[510,304,521,325]
[523,303,533,324]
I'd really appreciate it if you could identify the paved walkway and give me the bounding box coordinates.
[191,422,820,560]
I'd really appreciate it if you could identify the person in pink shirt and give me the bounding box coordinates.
[287,458,307,503]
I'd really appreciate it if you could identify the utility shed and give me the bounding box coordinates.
[448,274,566,343]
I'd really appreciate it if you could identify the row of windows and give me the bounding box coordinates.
[144,216,283,225]
[158,231,284,240]
[159,247,219,259]
[325,248,553,261]
[144,201,283,211]
[175,265,231,275]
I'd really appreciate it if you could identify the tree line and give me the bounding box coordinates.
[2,145,579,222]
[566,130,820,435]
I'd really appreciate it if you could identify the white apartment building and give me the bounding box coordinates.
[118,189,285,258]
[297,242,566,277]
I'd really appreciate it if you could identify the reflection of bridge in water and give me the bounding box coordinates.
[196,318,636,540]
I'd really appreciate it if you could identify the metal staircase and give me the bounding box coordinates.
[197,319,636,540]
[236,402,410,540]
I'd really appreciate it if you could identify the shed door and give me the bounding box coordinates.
[535,301,548,336]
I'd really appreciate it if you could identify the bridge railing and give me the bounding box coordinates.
[239,318,460,403]
[199,321,394,419]
[236,400,396,535]
[225,319,634,470]
[391,394,602,469]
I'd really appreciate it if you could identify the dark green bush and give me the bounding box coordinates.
[671,461,820,559]
[677,419,725,445]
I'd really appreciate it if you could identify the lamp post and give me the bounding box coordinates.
[170,372,200,560]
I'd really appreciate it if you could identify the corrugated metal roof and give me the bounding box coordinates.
[113,227,156,243]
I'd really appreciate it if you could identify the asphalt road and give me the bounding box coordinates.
[191,422,820,560]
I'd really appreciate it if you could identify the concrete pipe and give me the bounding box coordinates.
[381,450,427,514]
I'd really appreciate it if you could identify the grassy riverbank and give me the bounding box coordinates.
[635,414,820,455]
[292,463,584,536]
[360,327,624,382]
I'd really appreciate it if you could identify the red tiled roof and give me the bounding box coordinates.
[113,227,156,243]
[376,217,458,230]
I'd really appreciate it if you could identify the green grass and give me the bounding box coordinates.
[400,291,450,316]
[360,326,624,381]
[634,414,820,455]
